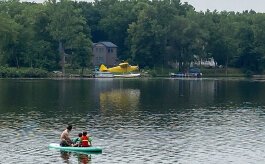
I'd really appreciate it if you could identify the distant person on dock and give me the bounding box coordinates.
[60,125,73,147]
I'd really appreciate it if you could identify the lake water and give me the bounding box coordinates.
[1,78,265,164]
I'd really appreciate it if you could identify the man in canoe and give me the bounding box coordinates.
[60,125,73,147]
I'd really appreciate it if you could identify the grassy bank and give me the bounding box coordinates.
[0,67,93,78]
[200,68,245,77]
[0,66,247,78]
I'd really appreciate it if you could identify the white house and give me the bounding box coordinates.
[192,57,216,68]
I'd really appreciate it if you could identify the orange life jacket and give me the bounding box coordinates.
[81,136,89,147]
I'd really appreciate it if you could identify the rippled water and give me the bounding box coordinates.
[0,78,265,163]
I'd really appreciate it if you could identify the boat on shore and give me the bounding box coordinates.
[170,68,202,78]
[170,72,202,78]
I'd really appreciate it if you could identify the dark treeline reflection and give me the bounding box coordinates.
[0,79,264,114]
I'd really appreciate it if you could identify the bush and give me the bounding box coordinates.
[0,67,48,78]
[245,70,254,77]
[149,70,157,77]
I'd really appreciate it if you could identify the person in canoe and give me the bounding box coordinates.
[81,131,91,147]
[60,125,73,147]
[72,132,82,147]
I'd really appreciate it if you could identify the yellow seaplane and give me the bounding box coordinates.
[99,62,140,78]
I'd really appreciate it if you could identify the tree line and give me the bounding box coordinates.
[1,0,265,75]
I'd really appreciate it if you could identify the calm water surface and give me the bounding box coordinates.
[1,78,265,164]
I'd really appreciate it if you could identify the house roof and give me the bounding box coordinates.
[93,42,118,48]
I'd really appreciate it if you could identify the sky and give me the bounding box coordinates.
[22,0,265,13]
[181,0,265,13]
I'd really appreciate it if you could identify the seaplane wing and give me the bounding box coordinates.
[99,62,139,73]
[119,62,129,68]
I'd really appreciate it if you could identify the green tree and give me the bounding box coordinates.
[46,0,91,76]
[167,15,202,71]
[252,13,265,73]
[0,12,21,67]
[99,0,137,60]
[70,33,92,76]
[236,22,264,73]
[74,1,105,42]
[128,2,166,68]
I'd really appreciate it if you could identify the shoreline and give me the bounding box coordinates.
[1,75,265,80]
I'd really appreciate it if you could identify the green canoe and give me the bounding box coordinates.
[48,143,102,153]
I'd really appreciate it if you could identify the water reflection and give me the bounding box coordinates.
[100,89,140,112]
[77,153,91,164]
[1,79,265,163]
[170,79,215,104]
[1,78,265,114]
[60,151,91,164]
[60,151,71,163]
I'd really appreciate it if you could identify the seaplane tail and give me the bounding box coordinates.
[99,64,109,72]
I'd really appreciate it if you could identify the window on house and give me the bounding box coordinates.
[108,48,113,53]
[99,48,104,53]
[96,57,100,64]
[99,57,103,63]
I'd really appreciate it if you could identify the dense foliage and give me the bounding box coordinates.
[0,0,265,75]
